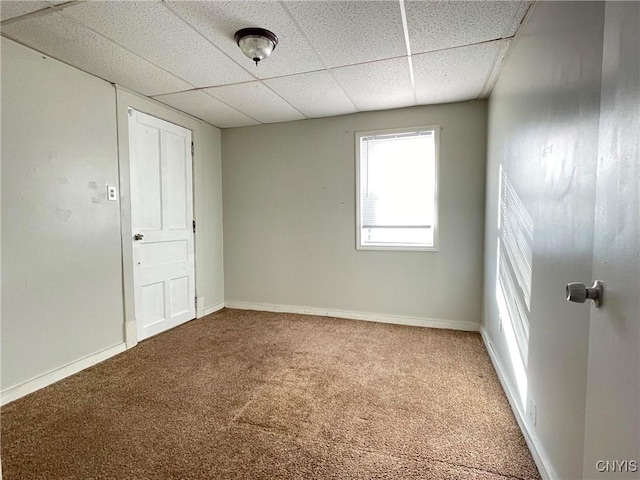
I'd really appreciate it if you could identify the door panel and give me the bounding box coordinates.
[141,282,166,326]
[139,240,188,266]
[170,276,191,316]
[134,124,162,231]
[128,109,195,341]
[164,130,189,230]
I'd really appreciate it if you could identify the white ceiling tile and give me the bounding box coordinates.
[413,41,503,105]
[406,1,526,54]
[62,1,254,88]
[1,12,192,96]
[204,82,305,124]
[264,71,357,118]
[505,1,533,37]
[165,1,324,79]
[152,90,260,129]
[331,57,415,112]
[0,1,49,21]
[283,0,406,68]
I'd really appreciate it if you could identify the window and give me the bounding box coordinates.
[356,126,439,251]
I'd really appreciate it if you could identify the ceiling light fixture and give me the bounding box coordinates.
[234,27,279,66]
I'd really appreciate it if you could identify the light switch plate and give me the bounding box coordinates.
[107,185,117,201]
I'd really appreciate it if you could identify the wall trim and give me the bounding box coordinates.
[1,343,126,407]
[125,320,138,350]
[203,302,225,316]
[225,301,480,332]
[480,327,556,480]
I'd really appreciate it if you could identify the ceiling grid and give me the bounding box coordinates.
[162,0,311,122]
[398,0,418,106]
[0,0,533,128]
[277,0,360,115]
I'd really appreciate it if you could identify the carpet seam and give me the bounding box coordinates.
[229,370,284,426]
[232,420,529,480]
[362,448,527,480]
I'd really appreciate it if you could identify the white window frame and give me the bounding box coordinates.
[355,125,440,252]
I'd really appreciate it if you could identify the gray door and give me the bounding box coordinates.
[582,3,639,479]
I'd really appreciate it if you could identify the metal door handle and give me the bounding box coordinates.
[133,233,144,241]
[566,280,604,308]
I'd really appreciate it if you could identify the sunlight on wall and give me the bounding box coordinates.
[495,165,534,407]
[495,274,528,406]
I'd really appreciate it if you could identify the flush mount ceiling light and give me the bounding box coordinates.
[234,27,279,66]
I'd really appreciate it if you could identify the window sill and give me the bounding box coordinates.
[356,245,439,252]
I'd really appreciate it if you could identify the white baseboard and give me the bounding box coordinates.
[1,343,127,406]
[224,301,480,332]
[203,302,225,316]
[480,327,556,480]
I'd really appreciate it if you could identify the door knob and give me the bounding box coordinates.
[566,280,604,308]
[133,233,144,241]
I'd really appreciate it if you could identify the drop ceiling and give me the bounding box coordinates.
[1,0,532,129]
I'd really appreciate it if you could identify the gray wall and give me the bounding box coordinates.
[1,38,124,389]
[195,123,225,313]
[0,38,3,480]
[1,38,224,394]
[483,2,605,478]
[222,102,487,325]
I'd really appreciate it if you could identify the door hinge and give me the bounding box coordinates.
[195,297,198,309]
[193,220,196,233]
[191,142,194,156]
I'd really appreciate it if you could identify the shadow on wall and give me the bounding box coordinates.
[495,165,534,408]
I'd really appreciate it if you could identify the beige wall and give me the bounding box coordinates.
[222,102,487,327]
[1,38,224,397]
[483,2,605,478]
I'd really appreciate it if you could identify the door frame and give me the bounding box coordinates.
[116,86,202,349]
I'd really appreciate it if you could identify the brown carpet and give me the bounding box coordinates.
[1,309,540,480]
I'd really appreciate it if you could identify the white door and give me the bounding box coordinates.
[128,109,196,341]
[582,2,639,478]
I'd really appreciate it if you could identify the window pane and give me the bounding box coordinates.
[361,226,434,246]
[357,127,438,250]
